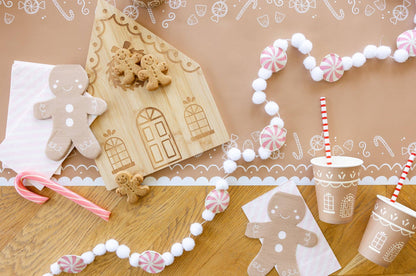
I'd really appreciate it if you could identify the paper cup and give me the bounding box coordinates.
[311,156,363,224]
[358,195,416,267]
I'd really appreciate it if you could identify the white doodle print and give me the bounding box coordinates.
[343,139,353,151]
[266,0,283,7]
[77,0,89,16]
[4,12,14,24]
[373,136,395,157]
[187,14,198,25]
[236,0,257,21]
[333,145,344,156]
[347,0,359,15]
[322,0,345,20]
[390,0,410,25]
[195,4,207,17]
[251,131,261,144]
[222,134,238,157]
[211,0,228,23]
[373,0,386,11]
[134,1,158,24]
[52,0,75,21]
[289,0,316,14]
[292,132,303,160]
[257,14,269,28]
[365,5,375,17]
[308,134,324,157]
[162,12,175,28]
[169,0,186,10]
[243,139,254,151]
[275,11,286,23]
[124,5,139,20]
[18,0,45,15]
[359,141,371,157]
[402,142,416,155]
[0,0,13,8]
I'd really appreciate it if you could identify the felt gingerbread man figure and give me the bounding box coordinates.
[33,64,107,161]
[245,192,318,276]
[138,54,172,91]
[111,43,143,85]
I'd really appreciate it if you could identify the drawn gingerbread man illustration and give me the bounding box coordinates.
[245,192,318,276]
[138,54,172,91]
[33,65,107,161]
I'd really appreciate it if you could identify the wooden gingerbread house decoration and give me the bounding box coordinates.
[86,0,229,189]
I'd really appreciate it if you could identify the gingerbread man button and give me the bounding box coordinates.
[138,54,172,91]
[33,65,107,161]
[245,192,318,276]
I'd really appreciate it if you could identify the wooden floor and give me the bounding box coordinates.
[0,185,415,275]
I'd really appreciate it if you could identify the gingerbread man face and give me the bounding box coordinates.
[49,65,88,96]
[141,54,155,66]
[115,171,130,185]
[267,192,306,224]
[115,48,130,61]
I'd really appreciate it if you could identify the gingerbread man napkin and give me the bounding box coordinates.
[242,181,341,276]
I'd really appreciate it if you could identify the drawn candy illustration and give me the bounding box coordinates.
[289,0,316,14]
[4,13,15,24]
[320,53,344,82]
[205,189,230,213]
[139,251,165,274]
[308,134,325,156]
[123,5,140,20]
[260,46,287,72]
[275,11,286,23]
[195,4,207,16]
[365,4,375,16]
[210,0,228,23]
[401,142,416,155]
[169,0,186,9]
[257,14,269,28]
[187,14,198,25]
[397,30,416,57]
[58,255,87,273]
[18,0,45,15]
[390,0,410,25]
[259,125,287,152]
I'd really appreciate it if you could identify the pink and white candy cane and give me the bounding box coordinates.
[14,171,111,221]
[391,152,416,203]
[320,97,332,165]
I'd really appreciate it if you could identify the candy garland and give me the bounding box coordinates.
[43,13,416,275]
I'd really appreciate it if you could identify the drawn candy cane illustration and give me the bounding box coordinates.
[359,141,371,157]
[1,0,13,8]
[53,0,75,21]
[373,135,395,157]
[347,0,359,15]
[236,0,257,21]
[77,0,89,15]
[292,132,303,160]
[162,12,176,28]
[322,0,345,20]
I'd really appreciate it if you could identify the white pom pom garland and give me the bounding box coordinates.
[226,147,241,161]
[352,53,366,67]
[223,160,237,174]
[242,149,256,162]
[105,239,119,252]
[376,46,391,60]
[252,78,267,91]
[298,40,313,54]
[303,56,316,70]
[162,252,174,266]
[341,57,353,71]
[81,251,95,264]
[363,45,378,59]
[43,274,53,276]
[50,263,61,275]
[116,245,131,259]
[394,49,409,63]
[258,147,272,160]
[310,67,324,81]
[273,39,288,51]
[190,223,204,236]
[258,68,273,80]
[264,101,279,116]
[215,178,229,190]
[202,209,215,221]
[93,244,106,256]
[182,237,195,251]
[129,253,141,267]
[270,117,284,128]
[291,33,306,48]
[171,243,183,257]
[252,91,266,104]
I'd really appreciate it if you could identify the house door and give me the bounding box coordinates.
[137,107,181,169]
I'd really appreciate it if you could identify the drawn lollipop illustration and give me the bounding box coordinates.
[210,0,228,23]
[138,251,165,274]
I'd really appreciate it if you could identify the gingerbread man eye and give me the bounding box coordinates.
[271,209,276,214]
[52,84,58,89]
[56,80,60,83]
[75,79,79,83]
[78,84,83,89]
[275,205,278,209]
[293,209,297,213]
[295,215,300,220]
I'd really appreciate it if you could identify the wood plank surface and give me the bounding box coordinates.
[0,185,415,275]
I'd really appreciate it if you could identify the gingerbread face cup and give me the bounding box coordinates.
[245,192,318,276]
[33,65,107,161]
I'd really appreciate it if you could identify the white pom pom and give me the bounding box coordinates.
[341,57,353,71]
[50,263,61,275]
[227,147,241,161]
[190,223,204,236]
[310,67,324,81]
[129,252,140,267]
[105,239,119,252]
[394,49,409,63]
[273,39,288,51]
[376,46,391,60]
[162,252,174,266]
[363,45,377,59]
[265,101,279,116]
[43,273,53,276]
[258,68,273,80]
[303,56,316,70]
[298,40,313,54]
[291,33,306,48]
[258,147,271,160]
[202,209,215,221]
[252,78,267,91]
[93,243,106,256]
[171,243,183,257]
[252,91,266,105]
[81,251,95,264]
[270,117,284,128]
[182,237,195,251]
[223,160,237,174]
[242,149,256,162]
[116,244,130,259]
[352,53,366,67]
[215,178,229,190]
[414,13,416,24]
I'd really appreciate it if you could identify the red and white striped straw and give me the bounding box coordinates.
[391,152,416,203]
[14,171,111,221]
[320,97,332,165]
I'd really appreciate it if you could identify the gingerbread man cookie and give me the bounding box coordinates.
[33,65,107,161]
[115,171,150,203]
[245,192,318,276]
[111,41,143,85]
[138,54,172,91]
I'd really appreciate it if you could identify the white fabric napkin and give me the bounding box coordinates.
[242,181,341,276]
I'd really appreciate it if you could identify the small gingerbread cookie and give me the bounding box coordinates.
[33,64,107,161]
[138,54,172,91]
[111,41,143,85]
[115,171,150,203]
